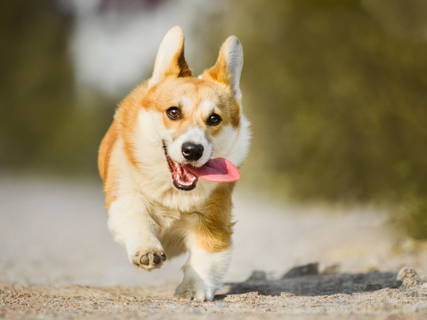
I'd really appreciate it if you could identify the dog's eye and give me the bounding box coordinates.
[166,107,181,120]
[207,113,222,126]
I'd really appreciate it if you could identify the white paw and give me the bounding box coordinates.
[130,247,166,271]
[173,280,215,302]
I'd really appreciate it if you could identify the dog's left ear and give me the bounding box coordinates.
[149,26,192,86]
[201,36,243,101]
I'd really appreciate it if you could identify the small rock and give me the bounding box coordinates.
[282,263,319,279]
[245,271,267,281]
[397,267,414,280]
[397,267,420,289]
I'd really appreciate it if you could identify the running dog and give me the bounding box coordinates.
[98,26,250,301]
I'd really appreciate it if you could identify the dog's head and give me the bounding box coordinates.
[117,27,250,194]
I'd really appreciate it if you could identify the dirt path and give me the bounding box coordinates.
[1,176,427,319]
[1,268,427,320]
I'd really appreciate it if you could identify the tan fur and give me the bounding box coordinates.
[190,183,235,252]
[201,37,242,129]
[167,46,192,78]
[142,78,239,136]
[98,122,118,208]
[117,83,150,169]
[98,122,117,182]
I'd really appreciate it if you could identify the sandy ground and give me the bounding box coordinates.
[1,176,427,319]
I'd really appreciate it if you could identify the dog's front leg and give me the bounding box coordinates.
[174,241,232,302]
[174,184,235,302]
[107,194,166,271]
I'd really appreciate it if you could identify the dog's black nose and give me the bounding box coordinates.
[182,142,204,161]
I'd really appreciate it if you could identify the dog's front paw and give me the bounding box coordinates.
[131,247,166,271]
[173,280,215,302]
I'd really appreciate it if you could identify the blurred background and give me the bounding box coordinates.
[2,0,427,286]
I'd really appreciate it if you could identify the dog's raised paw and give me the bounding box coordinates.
[132,248,166,271]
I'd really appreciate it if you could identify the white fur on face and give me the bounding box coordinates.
[217,115,251,168]
[134,110,169,170]
[168,126,212,167]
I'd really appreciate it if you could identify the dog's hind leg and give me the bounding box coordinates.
[107,193,166,271]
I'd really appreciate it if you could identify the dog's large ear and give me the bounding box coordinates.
[201,36,243,101]
[149,26,192,86]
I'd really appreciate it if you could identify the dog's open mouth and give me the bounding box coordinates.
[163,143,198,191]
[163,142,241,191]
[167,156,199,191]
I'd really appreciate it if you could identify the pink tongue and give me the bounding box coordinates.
[183,158,240,182]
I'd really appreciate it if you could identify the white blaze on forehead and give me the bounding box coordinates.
[177,96,194,113]
[198,100,220,118]
[177,96,220,121]
[180,126,207,145]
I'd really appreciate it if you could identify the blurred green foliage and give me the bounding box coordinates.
[227,0,427,237]
[0,0,115,176]
[399,198,427,240]
[0,0,71,167]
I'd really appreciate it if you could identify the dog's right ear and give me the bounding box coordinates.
[149,26,192,87]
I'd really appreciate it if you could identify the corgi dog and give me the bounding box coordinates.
[98,26,250,302]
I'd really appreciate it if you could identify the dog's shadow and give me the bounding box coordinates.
[216,264,401,299]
